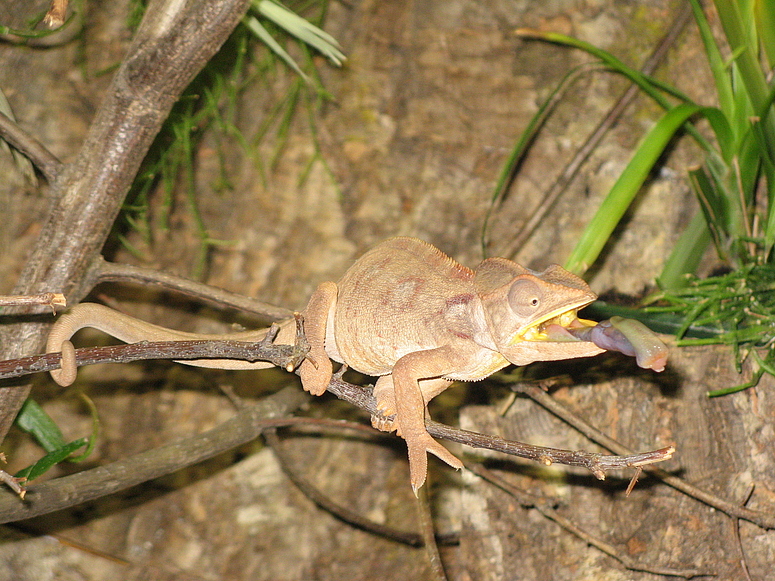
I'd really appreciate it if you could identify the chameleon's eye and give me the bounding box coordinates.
[507,279,543,318]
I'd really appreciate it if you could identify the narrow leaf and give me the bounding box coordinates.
[244,15,309,81]
[15,399,67,453]
[254,0,346,66]
[657,211,712,290]
[564,103,702,275]
[15,438,89,482]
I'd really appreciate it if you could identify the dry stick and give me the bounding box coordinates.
[0,339,673,520]
[734,484,756,581]
[470,464,705,579]
[0,317,308,381]
[0,111,62,183]
[0,293,66,311]
[325,374,674,477]
[90,258,294,322]
[0,387,309,524]
[0,336,306,382]
[0,0,253,448]
[515,383,775,530]
[498,1,694,259]
[415,475,448,581]
[43,0,68,27]
[264,429,429,547]
[0,453,24,498]
[0,341,671,476]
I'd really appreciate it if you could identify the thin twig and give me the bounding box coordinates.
[0,471,25,499]
[327,372,673,479]
[0,386,309,523]
[514,383,775,530]
[43,0,68,27]
[265,429,431,547]
[0,340,669,480]
[470,463,706,579]
[0,111,62,183]
[0,293,66,312]
[0,327,308,381]
[499,1,694,259]
[91,258,294,321]
[734,484,756,581]
[416,474,448,581]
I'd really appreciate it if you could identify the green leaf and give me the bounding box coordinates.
[714,0,769,110]
[657,211,712,290]
[755,0,775,68]
[689,165,730,259]
[243,15,309,81]
[255,0,345,66]
[15,399,67,453]
[14,438,89,482]
[688,0,735,124]
[564,103,702,275]
[516,28,693,112]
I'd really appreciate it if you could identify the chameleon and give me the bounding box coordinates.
[47,237,667,492]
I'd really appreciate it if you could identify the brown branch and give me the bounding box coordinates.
[0,0,253,444]
[326,374,673,479]
[734,484,756,581]
[416,474,448,581]
[0,339,669,480]
[0,293,66,311]
[0,338,673,521]
[43,0,68,28]
[265,429,429,547]
[0,320,308,381]
[90,258,294,322]
[0,111,62,183]
[514,383,775,530]
[0,387,309,524]
[470,464,706,579]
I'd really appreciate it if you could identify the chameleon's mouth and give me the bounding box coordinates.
[519,307,596,342]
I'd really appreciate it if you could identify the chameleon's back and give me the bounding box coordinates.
[331,237,476,376]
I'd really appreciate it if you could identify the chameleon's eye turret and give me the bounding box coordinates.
[507,279,543,319]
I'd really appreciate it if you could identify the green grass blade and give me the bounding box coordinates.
[657,211,712,290]
[689,165,730,257]
[688,0,736,122]
[14,438,89,482]
[254,0,346,66]
[701,106,736,163]
[564,103,702,275]
[67,393,100,463]
[244,15,309,81]
[755,0,775,67]
[516,29,692,112]
[517,28,714,154]
[713,0,769,114]
[761,151,775,256]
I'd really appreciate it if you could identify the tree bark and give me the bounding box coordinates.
[0,0,251,443]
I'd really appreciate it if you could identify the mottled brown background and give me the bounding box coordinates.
[1,1,773,579]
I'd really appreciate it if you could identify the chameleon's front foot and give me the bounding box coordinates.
[297,358,332,396]
[406,431,463,494]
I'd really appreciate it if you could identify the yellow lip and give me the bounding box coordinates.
[516,301,596,342]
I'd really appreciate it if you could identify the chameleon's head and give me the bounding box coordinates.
[474,258,604,366]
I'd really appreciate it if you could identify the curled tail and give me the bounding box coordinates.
[47,303,294,386]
